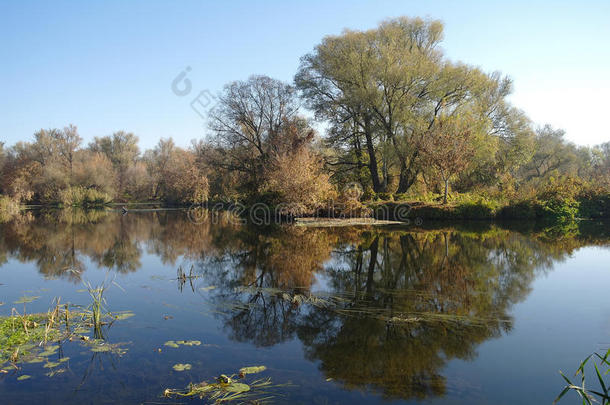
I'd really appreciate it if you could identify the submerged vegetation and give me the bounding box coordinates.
[0,281,131,380]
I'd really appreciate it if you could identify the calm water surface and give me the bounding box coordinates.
[0,210,609,404]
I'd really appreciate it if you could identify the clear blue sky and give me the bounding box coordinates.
[1,0,609,149]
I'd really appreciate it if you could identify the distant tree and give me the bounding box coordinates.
[123,161,153,201]
[145,138,208,204]
[207,75,304,192]
[58,124,82,181]
[420,115,476,204]
[521,125,578,182]
[89,131,140,192]
[73,150,117,196]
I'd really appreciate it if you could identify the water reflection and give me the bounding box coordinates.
[1,209,609,402]
[202,228,590,399]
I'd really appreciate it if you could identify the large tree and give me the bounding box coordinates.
[297,16,528,195]
[206,75,330,200]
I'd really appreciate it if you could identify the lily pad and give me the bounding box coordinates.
[225,382,250,393]
[172,363,192,372]
[39,345,60,357]
[239,365,266,375]
[114,312,135,320]
[17,375,31,381]
[177,340,201,346]
[13,296,40,304]
[165,340,201,348]
[90,345,112,353]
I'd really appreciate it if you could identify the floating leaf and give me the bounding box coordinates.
[39,345,59,357]
[43,361,60,368]
[239,366,266,375]
[177,340,201,346]
[45,368,65,377]
[165,340,201,348]
[90,345,112,353]
[173,363,192,372]
[26,357,45,364]
[13,296,40,304]
[17,375,31,381]
[114,312,135,320]
[225,382,250,393]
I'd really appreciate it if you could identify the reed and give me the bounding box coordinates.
[555,349,610,404]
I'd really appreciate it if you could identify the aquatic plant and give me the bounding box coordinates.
[164,340,201,348]
[176,264,204,292]
[0,284,132,379]
[163,365,287,403]
[555,348,610,404]
[82,277,127,339]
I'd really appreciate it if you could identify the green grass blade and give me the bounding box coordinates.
[553,386,571,404]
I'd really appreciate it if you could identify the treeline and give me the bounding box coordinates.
[0,129,208,206]
[1,17,609,216]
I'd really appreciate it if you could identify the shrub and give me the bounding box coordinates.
[260,147,337,215]
[455,198,497,219]
[497,200,540,220]
[540,197,579,221]
[577,191,610,218]
[58,186,112,207]
[0,195,20,222]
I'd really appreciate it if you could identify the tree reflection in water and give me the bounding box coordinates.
[1,210,609,401]
[198,224,609,400]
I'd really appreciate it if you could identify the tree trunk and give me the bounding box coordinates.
[395,162,418,194]
[443,178,449,204]
[353,133,366,188]
[363,116,385,193]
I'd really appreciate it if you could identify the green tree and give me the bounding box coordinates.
[297,16,532,195]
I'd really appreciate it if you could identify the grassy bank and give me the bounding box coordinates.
[370,193,610,222]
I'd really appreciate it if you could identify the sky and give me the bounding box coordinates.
[1,0,609,150]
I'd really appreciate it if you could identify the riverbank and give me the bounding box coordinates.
[369,194,610,222]
[5,190,610,225]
